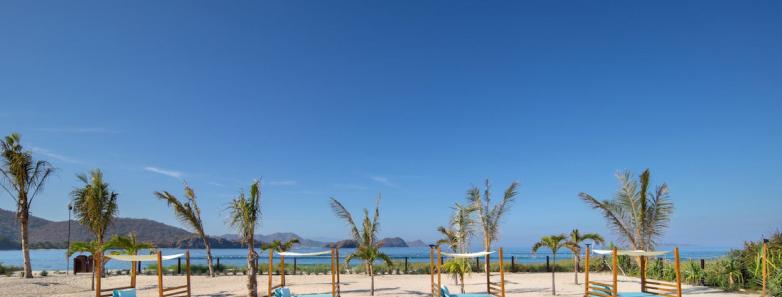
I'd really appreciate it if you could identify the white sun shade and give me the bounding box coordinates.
[592,249,670,257]
[105,253,185,262]
[441,251,496,258]
[277,250,332,257]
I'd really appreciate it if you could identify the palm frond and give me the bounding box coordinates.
[329,198,361,242]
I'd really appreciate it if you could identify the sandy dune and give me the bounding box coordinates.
[0,272,756,297]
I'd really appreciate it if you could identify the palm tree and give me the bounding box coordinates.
[261,238,300,286]
[68,238,121,290]
[0,133,55,278]
[564,229,604,285]
[467,179,519,290]
[437,203,476,293]
[155,183,215,277]
[227,180,262,297]
[71,169,119,283]
[579,169,673,253]
[532,234,572,295]
[330,196,393,296]
[109,233,154,287]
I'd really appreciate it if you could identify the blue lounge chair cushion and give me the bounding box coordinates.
[450,294,492,297]
[618,292,657,297]
[112,289,136,297]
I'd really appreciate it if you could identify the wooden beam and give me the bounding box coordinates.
[498,247,505,297]
[584,246,590,297]
[674,247,681,297]
[331,248,336,297]
[186,250,191,297]
[157,251,164,297]
[336,248,341,297]
[281,254,286,287]
[611,247,618,297]
[437,246,442,296]
[268,249,273,297]
[429,246,435,297]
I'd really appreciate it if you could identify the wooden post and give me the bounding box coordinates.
[281,254,286,287]
[674,247,681,297]
[584,246,590,297]
[700,259,705,285]
[476,257,480,272]
[511,256,515,273]
[157,251,164,297]
[611,247,618,297]
[131,259,136,288]
[178,257,182,275]
[331,248,336,297]
[336,248,341,297]
[267,250,273,297]
[95,253,101,297]
[404,257,408,274]
[763,241,768,297]
[429,246,436,297]
[640,256,646,292]
[437,246,442,296]
[217,257,220,272]
[186,250,192,297]
[293,258,297,275]
[499,248,506,297]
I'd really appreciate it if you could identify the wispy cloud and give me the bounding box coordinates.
[268,180,298,186]
[144,166,184,179]
[370,176,397,187]
[208,181,225,187]
[333,183,369,191]
[30,146,81,164]
[35,127,119,134]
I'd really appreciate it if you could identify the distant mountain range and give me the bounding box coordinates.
[0,208,424,250]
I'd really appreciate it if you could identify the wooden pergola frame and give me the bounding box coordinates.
[583,247,681,297]
[429,246,506,297]
[94,250,191,297]
[266,248,340,297]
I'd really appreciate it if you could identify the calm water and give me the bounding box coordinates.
[0,247,731,271]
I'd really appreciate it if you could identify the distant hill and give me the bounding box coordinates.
[407,240,428,247]
[1,208,422,250]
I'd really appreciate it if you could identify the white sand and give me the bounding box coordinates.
[0,272,757,297]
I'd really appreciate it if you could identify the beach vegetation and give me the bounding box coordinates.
[467,179,519,279]
[0,133,55,278]
[70,168,119,282]
[227,179,262,297]
[564,229,603,285]
[436,202,477,293]
[155,183,216,277]
[532,234,573,295]
[330,195,393,296]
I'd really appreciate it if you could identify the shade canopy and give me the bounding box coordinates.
[277,250,332,257]
[592,249,670,257]
[441,251,496,258]
[105,253,185,262]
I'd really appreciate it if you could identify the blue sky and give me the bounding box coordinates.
[1,1,780,248]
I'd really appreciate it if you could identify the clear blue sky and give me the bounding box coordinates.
[1,1,780,248]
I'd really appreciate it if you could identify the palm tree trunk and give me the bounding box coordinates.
[246,242,258,297]
[551,254,556,295]
[369,263,375,296]
[460,272,466,293]
[485,239,491,294]
[574,254,579,285]
[203,236,215,277]
[19,209,33,278]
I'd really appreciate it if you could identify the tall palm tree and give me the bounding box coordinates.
[71,169,118,284]
[532,234,572,295]
[579,169,673,252]
[155,183,215,277]
[228,180,262,297]
[0,133,55,278]
[109,233,154,287]
[330,196,393,296]
[564,229,604,285]
[261,238,300,286]
[467,179,519,290]
[437,203,476,293]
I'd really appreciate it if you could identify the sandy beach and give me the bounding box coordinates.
[0,272,757,297]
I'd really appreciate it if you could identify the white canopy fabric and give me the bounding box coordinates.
[441,251,496,258]
[592,250,670,257]
[105,253,185,262]
[277,251,332,257]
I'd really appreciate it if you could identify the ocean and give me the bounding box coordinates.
[0,246,733,271]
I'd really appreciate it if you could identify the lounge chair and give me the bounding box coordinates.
[112,288,137,297]
[441,285,493,297]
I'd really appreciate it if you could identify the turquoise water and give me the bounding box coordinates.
[0,247,731,271]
